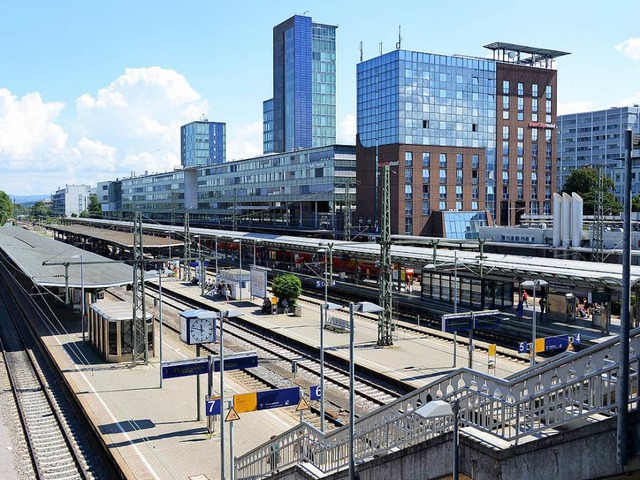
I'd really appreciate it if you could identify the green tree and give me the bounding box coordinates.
[633,195,640,212]
[87,194,102,216]
[30,200,52,219]
[271,273,302,307]
[561,167,622,215]
[0,191,13,225]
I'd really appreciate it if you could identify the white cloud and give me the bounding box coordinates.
[615,37,640,61]
[227,120,262,160]
[0,67,207,194]
[337,113,356,144]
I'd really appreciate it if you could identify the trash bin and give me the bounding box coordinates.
[592,309,604,328]
[294,305,302,317]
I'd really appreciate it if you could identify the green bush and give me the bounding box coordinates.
[272,274,302,307]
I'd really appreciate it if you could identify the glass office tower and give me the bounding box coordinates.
[181,120,226,167]
[264,15,336,154]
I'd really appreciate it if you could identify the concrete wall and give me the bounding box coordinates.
[277,410,640,480]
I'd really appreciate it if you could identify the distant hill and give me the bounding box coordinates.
[9,194,49,204]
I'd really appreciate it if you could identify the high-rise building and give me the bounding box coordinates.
[180,119,226,167]
[356,43,568,236]
[557,106,640,191]
[263,15,337,154]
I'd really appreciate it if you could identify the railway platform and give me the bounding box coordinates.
[18,274,620,480]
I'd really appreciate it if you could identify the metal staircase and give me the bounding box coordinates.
[235,328,640,479]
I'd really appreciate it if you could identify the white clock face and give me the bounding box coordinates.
[190,317,214,344]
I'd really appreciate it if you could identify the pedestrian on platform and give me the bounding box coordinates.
[225,286,231,303]
[522,290,529,307]
[516,300,524,319]
[539,297,546,319]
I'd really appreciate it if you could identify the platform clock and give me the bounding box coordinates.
[179,311,216,345]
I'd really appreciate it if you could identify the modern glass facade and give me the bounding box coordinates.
[442,211,489,239]
[263,99,274,154]
[265,15,336,154]
[117,145,356,231]
[181,120,226,167]
[557,106,640,190]
[357,50,497,217]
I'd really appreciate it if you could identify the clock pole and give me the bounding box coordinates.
[196,344,201,421]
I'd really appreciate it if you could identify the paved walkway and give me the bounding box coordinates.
[25,274,616,480]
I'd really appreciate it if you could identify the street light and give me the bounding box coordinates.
[521,279,548,366]
[71,254,85,343]
[233,239,242,301]
[415,399,460,480]
[349,301,383,480]
[217,309,243,480]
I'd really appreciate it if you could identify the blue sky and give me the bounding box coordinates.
[1,0,639,195]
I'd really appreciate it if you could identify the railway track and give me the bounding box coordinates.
[0,273,91,479]
[108,284,405,429]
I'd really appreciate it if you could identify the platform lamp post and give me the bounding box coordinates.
[415,399,460,480]
[217,309,244,480]
[349,301,383,480]
[521,279,548,366]
[71,254,85,343]
[233,239,242,301]
[213,234,219,281]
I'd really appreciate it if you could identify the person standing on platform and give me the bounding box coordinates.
[522,290,529,307]
[516,300,524,319]
[539,297,546,320]
[225,286,231,303]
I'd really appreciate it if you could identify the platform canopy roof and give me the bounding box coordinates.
[69,218,640,291]
[0,226,133,289]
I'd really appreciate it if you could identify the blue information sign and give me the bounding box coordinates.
[310,385,322,401]
[162,358,209,379]
[211,352,258,372]
[545,334,570,352]
[206,398,221,416]
[257,387,300,411]
[517,341,529,354]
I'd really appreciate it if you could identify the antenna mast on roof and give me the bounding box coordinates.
[359,41,363,62]
[396,25,402,50]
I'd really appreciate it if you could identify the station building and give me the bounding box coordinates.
[115,144,356,232]
[356,43,568,236]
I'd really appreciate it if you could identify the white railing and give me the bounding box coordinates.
[235,329,640,479]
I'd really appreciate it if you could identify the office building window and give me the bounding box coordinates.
[546,100,552,114]
[456,185,463,199]
[532,84,538,97]
[405,184,413,200]
[456,153,463,168]
[503,110,510,120]
[503,80,509,94]
[517,127,524,141]
[439,185,447,199]
[439,153,447,167]
[440,169,447,183]
[423,169,430,182]
[546,85,552,99]
[439,201,447,210]
[423,185,430,199]
[422,202,431,215]
[472,185,479,200]
[456,169,463,183]
[503,96,509,110]
[472,154,479,169]
[531,129,538,141]
[472,201,478,210]
[517,82,524,96]
[532,98,538,112]
[503,126,509,140]
[422,152,430,167]
[405,151,413,167]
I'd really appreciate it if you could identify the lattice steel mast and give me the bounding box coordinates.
[131,212,148,365]
[378,164,393,346]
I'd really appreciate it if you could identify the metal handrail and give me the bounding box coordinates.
[236,328,640,479]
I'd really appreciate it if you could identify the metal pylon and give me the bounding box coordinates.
[378,164,393,346]
[131,212,148,365]
[183,212,191,281]
[344,182,352,241]
[592,165,605,262]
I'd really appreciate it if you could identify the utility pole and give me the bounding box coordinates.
[592,165,605,262]
[232,187,238,231]
[378,164,393,346]
[131,212,148,365]
[344,182,352,241]
[183,213,191,281]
